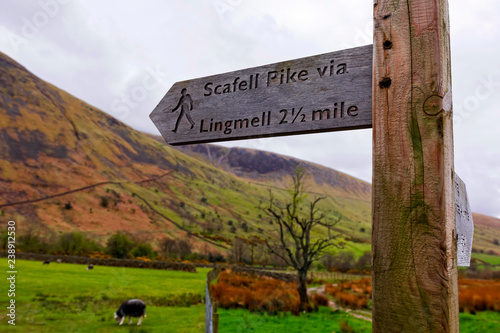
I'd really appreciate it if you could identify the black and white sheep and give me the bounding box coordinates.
[114,299,146,326]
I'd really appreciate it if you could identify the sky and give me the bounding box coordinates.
[0,0,499,218]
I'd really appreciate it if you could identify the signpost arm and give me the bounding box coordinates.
[372,0,458,332]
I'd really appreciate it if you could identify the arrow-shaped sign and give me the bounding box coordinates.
[150,45,373,145]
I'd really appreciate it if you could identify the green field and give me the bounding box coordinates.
[218,307,371,333]
[472,252,500,270]
[2,259,500,332]
[459,311,500,332]
[1,259,209,332]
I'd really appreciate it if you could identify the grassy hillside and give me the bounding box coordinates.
[0,51,372,257]
[471,213,500,254]
[1,50,498,266]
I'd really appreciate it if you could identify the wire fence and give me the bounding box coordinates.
[205,266,222,333]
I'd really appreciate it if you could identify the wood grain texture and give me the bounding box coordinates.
[372,0,458,332]
[150,46,372,145]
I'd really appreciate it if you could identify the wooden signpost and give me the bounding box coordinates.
[151,0,470,331]
[150,45,372,145]
[372,0,459,332]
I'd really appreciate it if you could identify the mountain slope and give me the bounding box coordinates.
[0,51,372,254]
[1,51,498,261]
[176,143,372,201]
[471,213,500,254]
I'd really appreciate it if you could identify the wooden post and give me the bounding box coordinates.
[212,301,219,333]
[372,0,458,332]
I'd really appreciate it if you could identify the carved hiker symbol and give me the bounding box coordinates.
[170,88,195,133]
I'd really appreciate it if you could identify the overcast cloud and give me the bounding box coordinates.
[0,0,499,218]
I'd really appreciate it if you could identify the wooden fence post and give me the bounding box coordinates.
[213,301,219,333]
[372,0,458,332]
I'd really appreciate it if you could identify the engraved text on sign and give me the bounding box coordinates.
[150,45,373,145]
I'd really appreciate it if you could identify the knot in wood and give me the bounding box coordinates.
[423,94,444,116]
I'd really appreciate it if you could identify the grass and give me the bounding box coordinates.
[218,307,372,333]
[472,252,500,269]
[1,258,210,332]
[3,259,500,332]
[219,308,500,333]
[21,304,206,333]
[16,260,209,302]
[460,311,500,332]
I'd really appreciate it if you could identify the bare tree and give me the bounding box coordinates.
[264,167,340,310]
[159,238,192,259]
[229,237,248,264]
[229,236,265,265]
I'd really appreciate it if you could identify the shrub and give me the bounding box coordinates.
[106,232,134,258]
[325,278,372,310]
[183,252,208,262]
[100,196,109,208]
[17,230,50,253]
[131,243,156,260]
[208,252,225,263]
[458,279,500,313]
[57,232,102,255]
[322,251,356,272]
[316,262,326,271]
[88,251,111,259]
[210,270,300,315]
[311,293,330,308]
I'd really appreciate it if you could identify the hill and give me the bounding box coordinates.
[1,51,498,262]
[0,51,372,257]
[175,143,371,201]
[471,213,500,254]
